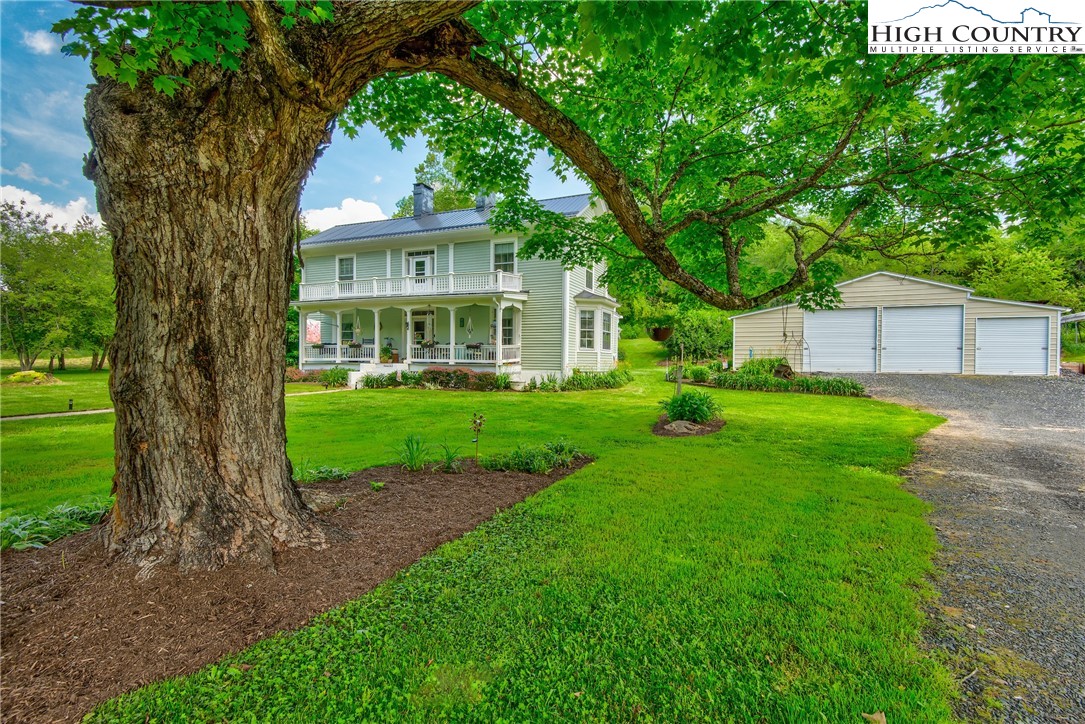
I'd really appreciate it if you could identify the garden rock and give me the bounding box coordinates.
[664,420,704,435]
[298,488,349,513]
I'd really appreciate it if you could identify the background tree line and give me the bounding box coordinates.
[1,201,115,372]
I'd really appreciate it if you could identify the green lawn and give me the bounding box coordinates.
[0,369,114,417]
[0,369,326,418]
[2,340,956,719]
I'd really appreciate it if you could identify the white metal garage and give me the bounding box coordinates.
[731,272,1068,376]
[803,308,877,372]
[975,317,1050,375]
[882,305,963,373]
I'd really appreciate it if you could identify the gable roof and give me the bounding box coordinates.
[731,271,1068,319]
[302,194,593,248]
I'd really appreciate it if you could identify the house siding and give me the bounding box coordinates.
[518,241,563,372]
[305,256,335,284]
[453,239,489,274]
[356,250,385,279]
[436,244,450,275]
[732,306,806,372]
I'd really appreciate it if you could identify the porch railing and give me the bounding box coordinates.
[299,271,522,301]
[304,342,520,364]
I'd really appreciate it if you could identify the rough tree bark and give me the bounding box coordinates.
[87,1,474,571]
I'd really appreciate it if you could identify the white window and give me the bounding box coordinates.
[579,310,595,349]
[494,242,515,273]
[337,256,354,281]
[602,312,612,350]
[501,309,514,346]
[585,267,594,290]
[341,320,354,342]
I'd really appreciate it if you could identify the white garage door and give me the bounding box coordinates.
[882,305,963,373]
[975,317,1049,375]
[803,308,877,372]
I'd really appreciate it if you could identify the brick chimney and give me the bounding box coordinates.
[413,182,434,217]
[475,192,497,211]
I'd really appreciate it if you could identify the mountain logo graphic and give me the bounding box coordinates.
[884,1,1074,25]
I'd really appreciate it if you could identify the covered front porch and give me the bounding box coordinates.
[299,299,523,368]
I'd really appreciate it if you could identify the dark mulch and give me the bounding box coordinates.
[651,413,727,437]
[0,459,590,723]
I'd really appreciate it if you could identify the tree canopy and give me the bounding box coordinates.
[347,2,1084,310]
[0,202,114,371]
[391,151,476,218]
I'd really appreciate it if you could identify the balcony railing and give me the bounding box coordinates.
[299,271,522,302]
[303,343,520,364]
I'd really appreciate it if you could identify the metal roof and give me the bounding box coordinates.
[574,290,618,304]
[302,194,593,248]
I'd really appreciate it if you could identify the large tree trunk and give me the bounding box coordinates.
[80,1,475,571]
[86,69,340,571]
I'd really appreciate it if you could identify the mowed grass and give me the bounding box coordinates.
[5,339,954,720]
[0,368,115,417]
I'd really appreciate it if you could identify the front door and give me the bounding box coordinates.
[409,252,434,293]
[412,311,434,345]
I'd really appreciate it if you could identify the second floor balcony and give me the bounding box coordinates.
[298,270,523,302]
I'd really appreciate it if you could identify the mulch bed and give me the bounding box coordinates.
[0,458,590,723]
[651,413,727,437]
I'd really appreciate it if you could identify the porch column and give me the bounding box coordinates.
[373,308,381,361]
[298,309,307,367]
[402,306,413,364]
[335,310,343,363]
[495,301,505,366]
[448,305,457,364]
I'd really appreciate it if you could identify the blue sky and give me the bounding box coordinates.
[0,1,587,229]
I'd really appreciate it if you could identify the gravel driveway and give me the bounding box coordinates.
[847,374,1085,722]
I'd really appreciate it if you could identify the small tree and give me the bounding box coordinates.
[392,152,476,218]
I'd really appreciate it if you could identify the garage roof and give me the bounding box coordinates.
[731,271,1069,319]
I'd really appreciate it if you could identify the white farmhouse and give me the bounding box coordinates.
[294,184,619,385]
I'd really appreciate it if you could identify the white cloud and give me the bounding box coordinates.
[0,185,100,228]
[2,116,89,160]
[372,175,383,184]
[303,198,387,231]
[1,162,66,188]
[22,30,59,55]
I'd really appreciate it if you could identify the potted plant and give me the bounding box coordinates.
[379,345,393,363]
[420,339,437,349]
[347,340,362,349]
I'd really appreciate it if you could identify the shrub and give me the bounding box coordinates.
[482,441,583,474]
[559,364,633,391]
[542,439,582,468]
[285,367,322,383]
[319,366,350,388]
[293,460,351,484]
[360,372,398,389]
[687,365,711,383]
[473,372,498,391]
[660,390,722,424]
[1,499,111,550]
[394,435,430,471]
[493,373,512,390]
[706,359,726,374]
[713,371,865,397]
[421,366,474,389]
[663,309,733,360]
[3,370,56,385]
[400,371,424,387]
